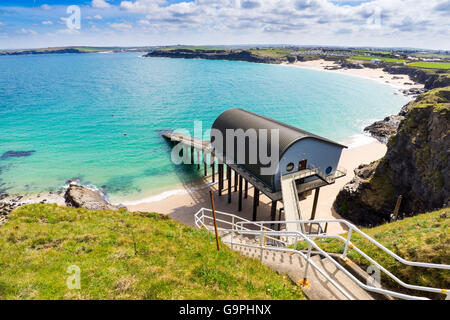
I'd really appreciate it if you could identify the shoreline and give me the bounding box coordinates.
[0,134,394,231]
[126,139,388,234]
[281,59,424,92]
[1,59,420,232]
[118,133,379,206]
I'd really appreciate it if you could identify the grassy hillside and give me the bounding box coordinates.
[0,204,305,300]
[296,208,449,299]
[408,62,450,70]
[350,56,407,63]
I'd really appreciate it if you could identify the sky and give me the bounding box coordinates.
[0,0,449,50]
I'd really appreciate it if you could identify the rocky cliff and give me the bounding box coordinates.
[335,87,450,226]
[144,49,289,64]
[383,65,450,90]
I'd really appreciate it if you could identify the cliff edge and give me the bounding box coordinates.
[335,87,450,226]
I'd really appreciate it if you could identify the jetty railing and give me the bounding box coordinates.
[195,208,449,300]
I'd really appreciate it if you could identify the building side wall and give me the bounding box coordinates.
[273,138,344,191]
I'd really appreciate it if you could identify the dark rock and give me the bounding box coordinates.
[335,88,450,226]
[144,49,286,64]
[338,61,363,69]
[364,115,404,144]
[64,184,117,210]
[1,150,36,160]
[382,65,450,90]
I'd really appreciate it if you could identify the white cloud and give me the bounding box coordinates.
[93,14,104,20]
[117,0,450,46]
[42,21,53,25]
[18,28,37,35]
[109,22,133,30]
[138,19,151,26]
[56,29,81,35]
[41,4,52,10]
[92,0,112,9]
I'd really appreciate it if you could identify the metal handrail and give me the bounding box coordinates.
[194,208,354,300]
[195,208,449,300]
[236,218,450,296]
[195,208,287,245]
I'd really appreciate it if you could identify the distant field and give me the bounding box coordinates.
[350,56,407,63]
[411,53,450,59]
[250,49,291,58]
[408,62,450,69]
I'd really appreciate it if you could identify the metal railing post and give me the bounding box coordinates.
[342,228,353,259]
[304,243,312,280]
[260,226,264,262]
[231,216,235,250]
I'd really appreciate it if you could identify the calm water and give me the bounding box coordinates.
[0,52,409,202]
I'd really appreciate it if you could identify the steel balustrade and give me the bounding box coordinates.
[195,208,449,300]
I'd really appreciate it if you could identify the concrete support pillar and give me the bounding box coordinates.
[252,188,259,221]
[238,175,243,212]
[227,166,232,204]
[211,157,215,183]
[310,188,320,220]
[244,180,248,199]
[218,164,224,196]
[197,151,200,170]
[271,200,277,221]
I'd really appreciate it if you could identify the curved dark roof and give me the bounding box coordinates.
[211,108,346,192]
[212,108,347,154]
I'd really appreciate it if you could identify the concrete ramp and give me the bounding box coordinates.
[280,174,303,232]
[280,170,320,233]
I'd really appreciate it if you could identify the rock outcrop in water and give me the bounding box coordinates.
[64,184,117,210]
[335,87,450,226]
[364,115,404,144]
[1,150,36,160]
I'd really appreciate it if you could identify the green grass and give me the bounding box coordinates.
[250,49,292,58]
[408,62,450,70]
[410,53,450,59]
[407,87,450,112]
[0,204,305,300]
[350,56,408,63]
[294,208,450,299]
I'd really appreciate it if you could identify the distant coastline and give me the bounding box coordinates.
[144,48,450,91]
[0,50,422,212]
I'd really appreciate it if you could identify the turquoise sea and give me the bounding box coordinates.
[0,52,409,203]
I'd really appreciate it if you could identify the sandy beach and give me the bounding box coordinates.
[126,62,417,234]
[285,59,424,91]
[127,138,387,234]
[1,60,413,235]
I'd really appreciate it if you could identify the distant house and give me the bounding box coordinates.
[371,59,381,64]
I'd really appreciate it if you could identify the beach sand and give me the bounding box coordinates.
[127,139,387,235]
[285,59,424,91]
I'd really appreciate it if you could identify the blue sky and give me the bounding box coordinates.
[0,0,449,50]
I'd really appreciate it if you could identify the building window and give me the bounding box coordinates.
[286,163,295,172]
[326,166,333,175]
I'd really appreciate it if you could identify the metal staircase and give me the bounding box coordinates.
[194,208,450,300]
